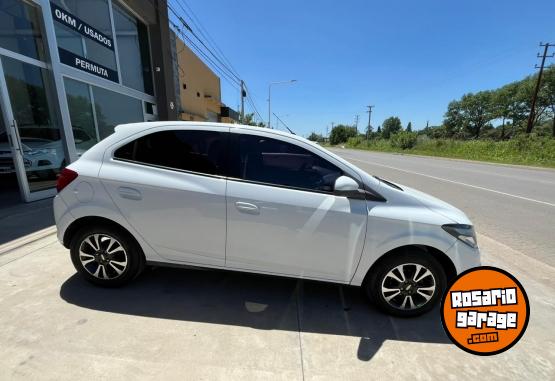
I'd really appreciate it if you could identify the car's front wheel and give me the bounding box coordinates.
[70,226,144,287]
[366,250,447,317]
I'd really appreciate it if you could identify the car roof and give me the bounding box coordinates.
[114,121,312,144]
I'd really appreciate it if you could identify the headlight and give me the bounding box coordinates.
[29,148,56,156]
[442,224,478,248]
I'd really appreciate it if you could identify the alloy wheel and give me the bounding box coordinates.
[381,263,436,310]
[78,234,128,280]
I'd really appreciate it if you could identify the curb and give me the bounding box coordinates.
[0,226,57,256]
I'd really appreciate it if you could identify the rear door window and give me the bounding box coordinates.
[114,130,228,176]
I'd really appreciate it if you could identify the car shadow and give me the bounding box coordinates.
[59,267,450,361]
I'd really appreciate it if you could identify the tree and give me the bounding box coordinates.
[329,124,357,145]
[242,113,266,127]
[461,91,495,138]
[492,83,521,139]
[307,132,324,142]
[406,122,412,132]
[443,99,470,138]
[381,117,402,139]
[541,67,555,137]
[443,92,494,138]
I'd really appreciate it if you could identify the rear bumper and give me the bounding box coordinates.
[53,195,75,246]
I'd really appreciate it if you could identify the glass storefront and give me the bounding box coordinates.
[63,77,145,149]
[113,2,153,94]
[0,0,158,202]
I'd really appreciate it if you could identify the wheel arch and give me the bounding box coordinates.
[361,244,457,288]
[63,216,142,257]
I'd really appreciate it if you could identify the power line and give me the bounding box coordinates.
[171,0,241,79]
[167,3,241,83]
[242,83,265,123]
[169,20,240,89]
[168,2,267,123]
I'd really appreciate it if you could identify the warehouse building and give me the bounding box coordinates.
[172,32,239,124]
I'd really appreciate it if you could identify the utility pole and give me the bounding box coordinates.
[526,42,554,134]
[366,105,374,140]
[354,114,359,131]
[240,80,245,123]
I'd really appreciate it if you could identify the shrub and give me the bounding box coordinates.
[390,131,418,149]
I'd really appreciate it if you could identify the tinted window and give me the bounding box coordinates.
[64,77,98,151]
[92,86,144,139]
[235,134,342,192]
[0,0,45,61]
[114,130,227,176]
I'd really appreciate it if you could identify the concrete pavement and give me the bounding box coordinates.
[0,229,554,380]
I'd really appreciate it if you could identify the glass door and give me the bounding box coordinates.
[0,0,65,202]
[0,56,66,201]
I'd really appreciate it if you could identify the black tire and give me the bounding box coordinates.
[365,249,447,317]
[70,225,144,287]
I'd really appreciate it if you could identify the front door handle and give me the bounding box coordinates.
[118,186,142,200]
[235,201,260,215]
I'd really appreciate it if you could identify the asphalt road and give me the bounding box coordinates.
[331,148,555,268]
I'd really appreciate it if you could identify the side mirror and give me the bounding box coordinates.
[334,176,364,199]
[334,176,359,191]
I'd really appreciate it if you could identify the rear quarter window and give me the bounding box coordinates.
[114,130,228,176]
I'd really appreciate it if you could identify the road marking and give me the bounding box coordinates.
[342,156,555,207]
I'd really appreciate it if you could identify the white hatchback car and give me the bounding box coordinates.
[54,122,480,316]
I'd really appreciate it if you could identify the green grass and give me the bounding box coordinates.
[344,135,555,168]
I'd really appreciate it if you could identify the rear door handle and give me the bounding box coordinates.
[235,201,259,215]
[118,186,142,200]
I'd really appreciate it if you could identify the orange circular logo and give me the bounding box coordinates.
[441,266,529,356]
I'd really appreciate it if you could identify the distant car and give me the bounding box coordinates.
[54,122,480,317]
[0,128,93,178]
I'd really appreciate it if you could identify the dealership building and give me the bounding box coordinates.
[0,0,181,204]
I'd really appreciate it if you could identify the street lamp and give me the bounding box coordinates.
[268,80,297,128]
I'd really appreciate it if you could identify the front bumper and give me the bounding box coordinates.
[445,240,481,274]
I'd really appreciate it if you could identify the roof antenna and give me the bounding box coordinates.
[272,112,296,135]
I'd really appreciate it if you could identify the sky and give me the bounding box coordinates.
[171,0,555,137]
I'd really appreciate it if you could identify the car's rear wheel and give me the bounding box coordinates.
[70,226,144,287]
[366,250,446,317]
